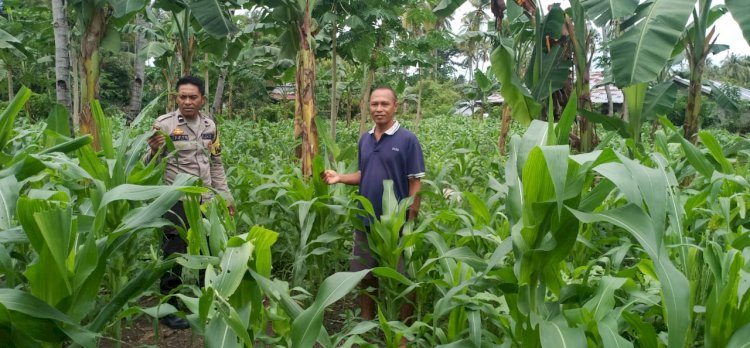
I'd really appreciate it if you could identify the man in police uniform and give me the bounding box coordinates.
[144,75,235,329]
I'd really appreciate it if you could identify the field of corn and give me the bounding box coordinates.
[2,86,750,347]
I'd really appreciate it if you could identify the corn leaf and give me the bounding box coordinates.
[583,276,627,321]
[598,322,634,348]
[210,237,253,298]
[0,176,18,230]
[699,131,733,174]
[726,323,750,348]
[572,204,690,348]
[291,270,369,348]
[539,320,587,348]
[0,86,31,153]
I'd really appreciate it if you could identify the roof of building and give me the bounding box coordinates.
[672,76,750,102]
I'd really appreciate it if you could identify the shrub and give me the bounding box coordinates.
[255,103,291,122]
[27,92,53,121]
[420,79,462,117]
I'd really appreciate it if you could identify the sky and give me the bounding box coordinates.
[452,0,750,64]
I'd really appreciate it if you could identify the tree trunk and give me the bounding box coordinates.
[604,84,613,116]
[228,79,234,119]
[684,63,704,144]
[212,67,228,117]
[498,104,511,155]
[80,9,107,150]
[414,75,423,133]
[127,15,146,124]
[71,50,80,130]
[174,11,195,77]
[330,20,338,140]
[293,1,319,178]
[52,0,73,135]
[163,69,175,112]
[203,53,210,116]
[346,93,352,127]
[359,67,375,135]
[5,65,12,101]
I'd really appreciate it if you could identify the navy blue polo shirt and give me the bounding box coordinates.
[358,121,425,225]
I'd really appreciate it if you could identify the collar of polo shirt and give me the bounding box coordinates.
[368,120,400,135]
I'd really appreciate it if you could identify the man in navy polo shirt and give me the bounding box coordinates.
[322,86,425,323]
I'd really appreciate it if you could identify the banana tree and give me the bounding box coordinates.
[681,1,726,143]
[68,0,147,150]
[258,0,321,178]
[152,0,236,76]
[592,0,750,144]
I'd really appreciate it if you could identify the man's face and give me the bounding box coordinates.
[369,89,398,127]
[176,84,205,118]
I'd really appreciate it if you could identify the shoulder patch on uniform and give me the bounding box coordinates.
[210,134,221,156]
[155,113,173,122]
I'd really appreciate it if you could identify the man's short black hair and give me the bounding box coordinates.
[370,86,397,102]
[176,75,205,96]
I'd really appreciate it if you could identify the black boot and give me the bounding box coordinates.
[161,314,190,330]
[161,298,189,330]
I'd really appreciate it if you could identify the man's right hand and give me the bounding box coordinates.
[321,169,340,185]
[147,126,165,152]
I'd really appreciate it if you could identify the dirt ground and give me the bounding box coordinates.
[98,297,355,347]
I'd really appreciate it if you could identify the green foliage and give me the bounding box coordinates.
[667,93,718,128]
[100,53,135,107]
[416,79,462,117]
[26,92,53,122]
[255,103,291,122]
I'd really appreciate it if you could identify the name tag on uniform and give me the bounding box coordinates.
[170,135,189,141]
[202,133,215,140]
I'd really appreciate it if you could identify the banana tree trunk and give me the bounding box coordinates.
[174,11,194,77]
[127,15,146,124]
[72,51,80,129]
[52,0,73,135]
[566,14,595,152]
[684,63,704,144]
[80,9,107,150]
[605,84,614,116]
[211,67,228,117]
[498,104,511,155]
[294,1,319,178]
[330,20,338,139]
[578,78,594,152]
[228,79,234,119]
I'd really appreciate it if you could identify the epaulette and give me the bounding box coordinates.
[155,111,177,122]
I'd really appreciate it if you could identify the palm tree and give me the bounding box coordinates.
[719,54,750,87]
[458,0,491,82]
